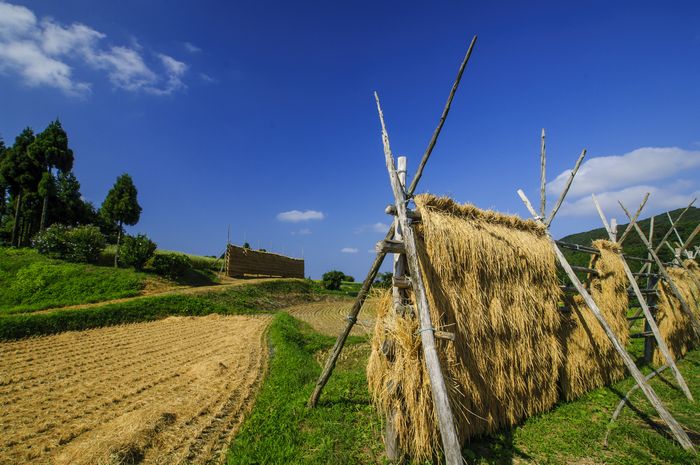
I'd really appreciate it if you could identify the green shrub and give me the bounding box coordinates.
[374,271,393,288]
[33,224,105,263]
[66,225,105,263]
[322,270,345,290]
[149,253,191,279]
[32,224,70,258]
[343,274,355,282]
[120,234,157,270]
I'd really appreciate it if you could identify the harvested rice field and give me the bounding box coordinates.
[0,314,271,465]
[286,298,378,336]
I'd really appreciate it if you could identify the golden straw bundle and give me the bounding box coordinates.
[367,195,562,460]
[654,266,700,364]
[558,240,629,401]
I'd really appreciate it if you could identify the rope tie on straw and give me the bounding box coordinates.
[415,327,435,335]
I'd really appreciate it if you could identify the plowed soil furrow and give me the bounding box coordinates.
[286,298,379,336]
[0,315,271,465]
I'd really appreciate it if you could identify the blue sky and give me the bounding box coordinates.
[1,1,699,278]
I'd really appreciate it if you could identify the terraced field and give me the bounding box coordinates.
[0,315,271,464]
[286,298,379,336]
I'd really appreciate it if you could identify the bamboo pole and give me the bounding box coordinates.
[518,189,695,452]
[619,201,700,340]
[308,224,395,408]
[651,200,696,257]
[406,35,477,198]
[680,224,700,254]
[618,192,649,245]
[540,128,546,218]
[546,148,586,226]
[385,156,408,460]
[377,93,462,464]
[591,195,693,401]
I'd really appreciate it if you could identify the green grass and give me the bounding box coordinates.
[226,313,384,464]
[0,279,338,339]
[227,310,700,465]
[0,247,145,314]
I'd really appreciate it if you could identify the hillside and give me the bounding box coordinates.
[559,206,700,267]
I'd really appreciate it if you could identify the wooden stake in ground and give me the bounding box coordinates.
[376,93,462,465]
[518,189,695,452]
[308,224,394,408]
[591,194,693,402]
[619,201,700,340]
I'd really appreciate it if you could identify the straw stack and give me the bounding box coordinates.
[367,194,562,460]
[558,240,629,401]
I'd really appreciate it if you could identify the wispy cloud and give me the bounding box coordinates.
[354,222,389,234]
[0,1,188,96]
[199,72,215,83]
[183,41,201,53]
[546,147,700,219]
[291,228,312,236]
[341,247,358,253]
[547,147,700,199]
[277,210,325,222]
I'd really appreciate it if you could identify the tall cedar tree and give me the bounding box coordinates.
[101,173,142,266]
[0,128,40,246]
[28,120,74,231]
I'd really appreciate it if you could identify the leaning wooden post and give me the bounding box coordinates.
[649,200,697,257]
[545,148,586,227]
[518,190,695,452]
[406,35,477,198]
[591,195,693,401]
[617,192,649,245]
[308,224,395,408]
[377,93,462,464]
[619,201,700,340]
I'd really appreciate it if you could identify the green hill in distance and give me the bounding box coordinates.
[558,205,700,268]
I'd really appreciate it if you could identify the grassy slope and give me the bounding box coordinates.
[0,247,145,313]
[0,279,345,339]
[227,313,700,465]
[559,206,700,268]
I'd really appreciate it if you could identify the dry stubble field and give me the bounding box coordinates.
[0,314,271,464]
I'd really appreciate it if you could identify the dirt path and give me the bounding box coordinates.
[0,315,271,464]
[23,277,278,315]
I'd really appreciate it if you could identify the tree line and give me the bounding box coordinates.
[0,120,141,258]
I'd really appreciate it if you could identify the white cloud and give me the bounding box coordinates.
[547,147,700,198]
[556,182,700,219]
[354,222,389,234]
[0,1,187,96]
[184,41,201,53]
[341,247,358,253]
[277,210,325,222]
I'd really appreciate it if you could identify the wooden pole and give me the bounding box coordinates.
[546,148,586,226]
[540,128,546,218]
[618,192,649,245]
[668,212,685,246]
[591,195,693,401]
[619,201,700,340]
[651,200,696,257]
[680,224,700,255]
[377,93,462,464]
[308,224,395,408]
[406,35,477,198]
[384,156,408,460]
[518,189,695,452]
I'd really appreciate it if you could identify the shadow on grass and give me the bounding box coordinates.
[465,429,533,465]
